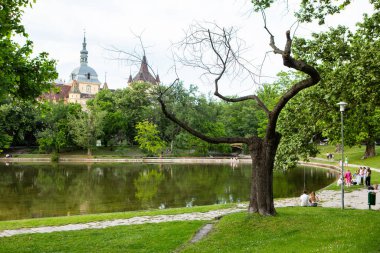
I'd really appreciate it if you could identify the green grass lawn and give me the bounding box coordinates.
[181,207,380,253]
[0,221,206,253]
[316,144,380,168]
[1,207,379,253]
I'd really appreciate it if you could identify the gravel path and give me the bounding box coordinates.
[0,187,378,238]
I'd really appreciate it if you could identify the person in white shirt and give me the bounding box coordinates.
[300,190,309,207]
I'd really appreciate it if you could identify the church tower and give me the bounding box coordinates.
[67,33,102,108]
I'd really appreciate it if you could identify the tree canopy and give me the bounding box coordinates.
[0,0,57,101]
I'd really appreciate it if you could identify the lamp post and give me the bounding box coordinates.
[337,101,347,210]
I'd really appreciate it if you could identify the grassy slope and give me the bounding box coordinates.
[315,145,380,168]
[181,208,380,253]
[0,221,206,253]
[1,208,379,253]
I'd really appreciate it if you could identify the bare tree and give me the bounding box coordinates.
[157,22,320,216]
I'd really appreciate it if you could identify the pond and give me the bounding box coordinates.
[0,163,337,221]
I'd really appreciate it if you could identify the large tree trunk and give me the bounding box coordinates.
[248,133,281,216]
[364,140,376,158]
[335,144,342,153]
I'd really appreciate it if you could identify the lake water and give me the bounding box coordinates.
[0,163,337,221]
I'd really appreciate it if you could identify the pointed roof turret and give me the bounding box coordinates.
[129,55,158,84]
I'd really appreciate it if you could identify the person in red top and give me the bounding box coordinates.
[344,169,352,187]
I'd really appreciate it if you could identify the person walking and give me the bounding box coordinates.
[344,156,349,166]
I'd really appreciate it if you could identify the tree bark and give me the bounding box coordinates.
[335,144,342,153]
[364,140,376,158]
[248,132,280,216]
[87,148,92,156]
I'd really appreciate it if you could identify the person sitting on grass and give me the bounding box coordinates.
[309,191,319,207]
[300,190,309,207]
[337,176,343,186]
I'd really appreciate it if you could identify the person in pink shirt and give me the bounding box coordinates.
[344,170,352,187]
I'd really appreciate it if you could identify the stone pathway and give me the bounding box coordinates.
[1,187,378,238]
[0,208,244,238]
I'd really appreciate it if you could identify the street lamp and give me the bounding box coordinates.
[337,101,347,209]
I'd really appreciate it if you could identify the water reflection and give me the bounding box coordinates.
[0,163,337,221]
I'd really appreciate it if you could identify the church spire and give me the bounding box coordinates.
[80,30,88,65]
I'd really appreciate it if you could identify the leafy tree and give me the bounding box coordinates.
[155,1,379,215]
[0,0,57,101]
[0,99,39,150]
[90,82,157,147]
[37,102,81,154]
[0,0,57,152]
[291,11,380,158]
[68,108,106,156]
[134,121,166,156]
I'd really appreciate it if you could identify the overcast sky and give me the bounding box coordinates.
[22,0,373,95]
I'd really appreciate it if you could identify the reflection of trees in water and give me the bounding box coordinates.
[134,170,164,208]
[156,164,250,208]
[0,163,337,220]
[273,166,338,198]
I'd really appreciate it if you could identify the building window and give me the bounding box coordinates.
[86,85,91,93]
[87,73,90,80]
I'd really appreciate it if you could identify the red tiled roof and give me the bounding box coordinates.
[40,85,71,102]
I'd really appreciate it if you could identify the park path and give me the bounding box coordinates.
[0,161,379,238]
[0,188,378,238]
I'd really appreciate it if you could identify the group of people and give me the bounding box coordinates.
[300,190,319,207]
[337,167,372,187]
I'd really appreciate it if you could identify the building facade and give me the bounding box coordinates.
[42,34,107,109]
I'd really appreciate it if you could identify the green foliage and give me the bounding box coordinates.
[0,0,57,101]
[0,99,39,147]
[134,170,164,207]
[0,0,56,152]
[37,102,81,153]
[89,82,160,147]
[251,0,367,25]
[290,11,380,157]
[68,108,106,156]
[296,0,352,25]
[134,120,166,156]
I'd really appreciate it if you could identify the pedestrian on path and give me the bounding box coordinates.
[359,167,364,185]
[344,156,349,166]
